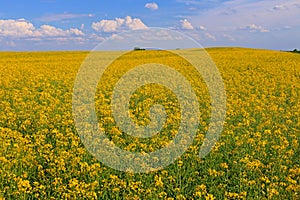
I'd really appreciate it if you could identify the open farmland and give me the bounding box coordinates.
[0,48,299,199]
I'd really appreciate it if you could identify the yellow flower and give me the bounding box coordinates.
[154,175,164,187]
[17,178,32,193]
[178,160,184,167]
[220,162,229,169]
[225,192,239,199]
[267,188,279,198]
[158,191,167,198]
[205,193,215,200]
[112,188,120,192]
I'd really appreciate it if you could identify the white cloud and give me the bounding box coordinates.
[185,32,201,41]
[89,33,105,42]
[0,19,35,37]
[39,13,94,22]
[0,19,84,38]
[92,16,148,33]
[180,19,194,30]
[243,24,269,33]
[92,18,124,32]
[183,0,300,49]
[222,34,235,41]
[110,34,124,40]
[189,0,300,31]
[272,5,287,11]
[124,16,148,30]
[37,25,67,37]
[205,33,216,41]
[145,2,159,10]
[68,28,84,36]
[198,25,207,31]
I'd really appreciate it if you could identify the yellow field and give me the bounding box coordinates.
[0,48,299,199]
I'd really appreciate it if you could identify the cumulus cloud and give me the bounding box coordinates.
[37,25,84,37]
[180,19,194,30]
[37,25,66,37]
[145,2,159,10]
[124,16,148,30]
[91,16,148,33]
[67,28,84,36]
[0,19,84,38]
[92,18,124,32]
[243,24,269,33]
[0,19,35,37]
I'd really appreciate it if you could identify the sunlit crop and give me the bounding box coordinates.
[0,48,299,199]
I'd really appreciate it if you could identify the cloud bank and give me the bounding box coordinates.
[0,19,84,37]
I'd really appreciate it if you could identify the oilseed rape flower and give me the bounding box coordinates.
[0,48,299,199]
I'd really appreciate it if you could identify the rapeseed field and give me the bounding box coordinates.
[0,48,299,199]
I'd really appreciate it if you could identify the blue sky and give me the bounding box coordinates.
[0,0,299,50]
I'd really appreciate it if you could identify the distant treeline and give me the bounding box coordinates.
[133,47,146,51]
[288,49,300,54]
[133,47,164,51]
